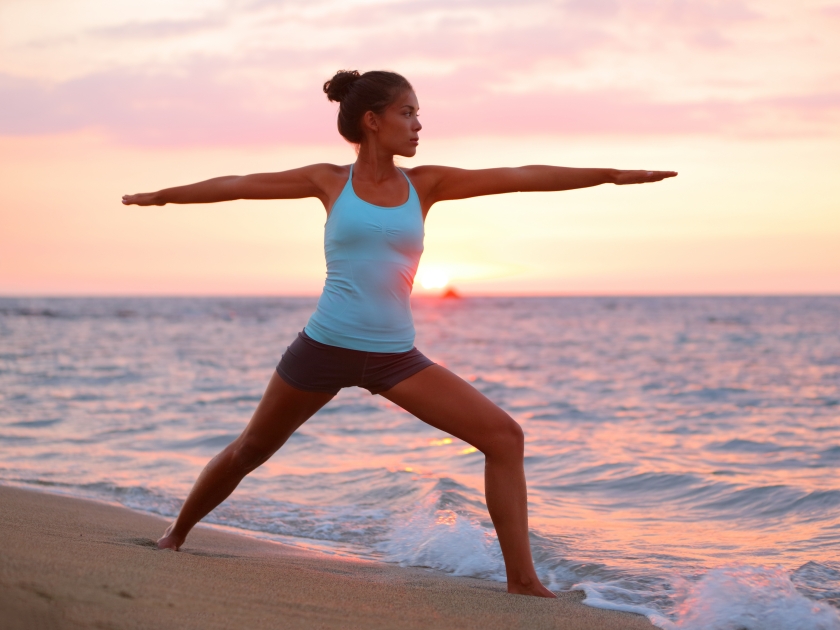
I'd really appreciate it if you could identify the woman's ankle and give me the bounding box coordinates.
[507,575,556,598]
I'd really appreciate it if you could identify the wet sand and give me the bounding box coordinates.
[0,485,655,629]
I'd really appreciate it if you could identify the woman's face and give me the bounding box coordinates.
[367,89,422,157]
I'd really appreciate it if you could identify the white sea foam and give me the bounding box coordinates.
[574,581,675,629]
[580,565,840,630]
[673,566,840,630]
[378,494,506,580]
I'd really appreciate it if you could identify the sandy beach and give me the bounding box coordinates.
[0,484,655,630]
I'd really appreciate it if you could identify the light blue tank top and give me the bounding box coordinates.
[304,165,425,352]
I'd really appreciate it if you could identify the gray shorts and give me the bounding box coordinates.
[276,330,435,395]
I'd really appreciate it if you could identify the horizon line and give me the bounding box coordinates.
[1,292,838,300]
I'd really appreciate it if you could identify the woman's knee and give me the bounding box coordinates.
[227,436,274,473]
[481,414,524,459]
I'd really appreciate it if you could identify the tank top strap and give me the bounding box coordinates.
[397,167,418,200]
[345,164,355,193]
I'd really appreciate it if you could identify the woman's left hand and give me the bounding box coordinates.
[122,193,163,206]
[614,170,678,185]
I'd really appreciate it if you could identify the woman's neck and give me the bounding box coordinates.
[354,144,400,184]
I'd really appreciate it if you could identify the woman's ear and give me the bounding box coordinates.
[362,110,379,134]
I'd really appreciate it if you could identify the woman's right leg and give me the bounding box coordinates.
[157,371,335,550]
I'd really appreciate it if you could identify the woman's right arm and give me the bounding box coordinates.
[121,164,339,207]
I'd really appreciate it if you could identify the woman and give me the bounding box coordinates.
[122,69,676,598]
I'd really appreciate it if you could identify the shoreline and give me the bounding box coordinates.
[0,484,656,629]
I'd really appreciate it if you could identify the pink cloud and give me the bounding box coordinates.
[0,67,337,146]
[819,4,840,18]
[2,65,837,147]
[563,0,761,27]
[3,0,836,147]
[88,16,226,40]
[420,87,840,138]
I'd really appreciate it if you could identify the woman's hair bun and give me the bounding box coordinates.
[323,70,361,103]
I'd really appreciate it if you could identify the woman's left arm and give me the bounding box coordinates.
[415,165,678,206]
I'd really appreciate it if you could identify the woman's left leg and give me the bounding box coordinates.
[380,364,555,598]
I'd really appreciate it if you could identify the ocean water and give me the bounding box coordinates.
[1,295,839,629]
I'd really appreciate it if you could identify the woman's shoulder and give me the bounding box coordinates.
[299,163,351,193]
[402,165,465,196]
[403,164,447,176]
[402,164,451,186]
[304,162,350,179]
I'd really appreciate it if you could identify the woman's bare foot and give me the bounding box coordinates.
[507,577,557,598]
[156,523,185,550]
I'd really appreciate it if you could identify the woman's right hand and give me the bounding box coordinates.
[122,192,163,206]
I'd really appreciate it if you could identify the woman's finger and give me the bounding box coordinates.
[617,170,678,185]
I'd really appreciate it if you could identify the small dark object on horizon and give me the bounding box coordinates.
[442,287,461,299]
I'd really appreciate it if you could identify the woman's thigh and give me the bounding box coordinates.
[237,371,335,454]
[379,364,522,454]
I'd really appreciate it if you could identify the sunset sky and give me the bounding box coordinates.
[1,0,838,295]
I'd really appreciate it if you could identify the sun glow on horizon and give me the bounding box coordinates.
[416,268,450,290]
